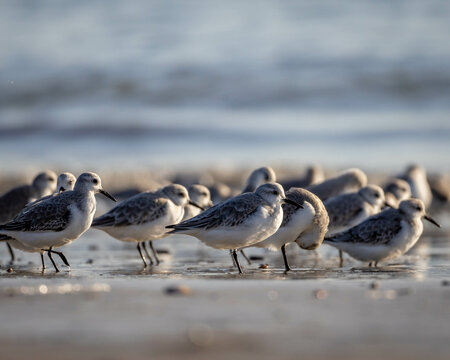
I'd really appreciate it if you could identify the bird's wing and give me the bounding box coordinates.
[168,193,262,231]
[92,193,169,227]
[0,185,33,223]
[326,209,403,245]
[0,193,72,232]
[325,195,364,228]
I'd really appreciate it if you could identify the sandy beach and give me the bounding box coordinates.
[0,229,449,360]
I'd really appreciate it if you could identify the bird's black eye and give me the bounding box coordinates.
[416,206,421,211]
[48,177,55,182]
[264,173,269,181]
[178,192,184,197]
[374,193,379,198]
[201,192,207,197]
[272,190,278,195]
[93,179,98,185]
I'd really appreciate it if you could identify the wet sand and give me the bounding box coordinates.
[0,230,449,360]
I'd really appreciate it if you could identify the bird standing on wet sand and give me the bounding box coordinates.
[324,185,387,266]
[253,188,328,272]
[167,183,303,274]
[92,184,202,267]
[0,173,116,272]
[236,166,277,265]
[324,199,440,267]
[4,172,77,270]
[0,170,57,265]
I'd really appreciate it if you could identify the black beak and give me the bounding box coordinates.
[59,187,65,193]
[384,201,393,208]
[189,200,205,211]
[283,198,304,209]
[424,214,440,228]
[99,189,117,202]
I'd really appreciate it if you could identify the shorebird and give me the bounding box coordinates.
[0,170,57,264]
[0,172,115,272]
[324,185,387,266]
[92,184,202,267]
[281,165,325,191]
[167,183,302,274]
[399,164,432,208]
[323,199,440,267]
[237,166,277,265]
[242,166,277,193]
[181,184,213,221]
[383,178,411,208]
[307,168,367,201]
[253,188,329,271]
[4,172,77,270]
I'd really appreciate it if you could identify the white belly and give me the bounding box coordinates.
[9,239,43,253]
[99,203,184,243]
[7,203,94,250]
[186,205,283,250]
[256,202,315,251]
[331,219,422,263]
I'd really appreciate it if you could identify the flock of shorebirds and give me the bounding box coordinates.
[0,165,447,274]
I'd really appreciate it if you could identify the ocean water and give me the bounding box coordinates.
[0,0,449,173]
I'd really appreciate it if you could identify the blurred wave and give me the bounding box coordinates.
[0,0,449,171]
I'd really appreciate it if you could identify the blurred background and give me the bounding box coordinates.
[1,0,449,175]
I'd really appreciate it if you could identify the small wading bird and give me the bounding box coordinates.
[0,173,116,272]
[0,171,57,265]
[92,184,203,267]
[323,199,440,267]
[253,188,329,271]
[3,172,77,270]
[324,185,388,266]
[166,183,303,274]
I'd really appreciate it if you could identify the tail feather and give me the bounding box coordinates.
[92,215,116,227]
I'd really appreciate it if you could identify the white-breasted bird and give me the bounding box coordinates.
[253,188,328,271]
[167,183,302,274]
[0,172,115,272]
[5,172,77,270]
[0,170,57,264]
[92,184,202,267]
[324,184,387,266]
[323,199,440,267]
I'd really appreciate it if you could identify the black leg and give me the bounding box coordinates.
[339,250,344,267]
[40,252,46,271]
[281,244,291,272]
[240,249,252,265]
[50,250,70,267]
[6,242,15,264]
[47,251,60,272]
[368,261,373,267]
[374,261,378,267]
[230,249,237,267]
[136,243,147,268]
[148,241,160,265]
[232,249,243,274]
[141,242,154,265]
